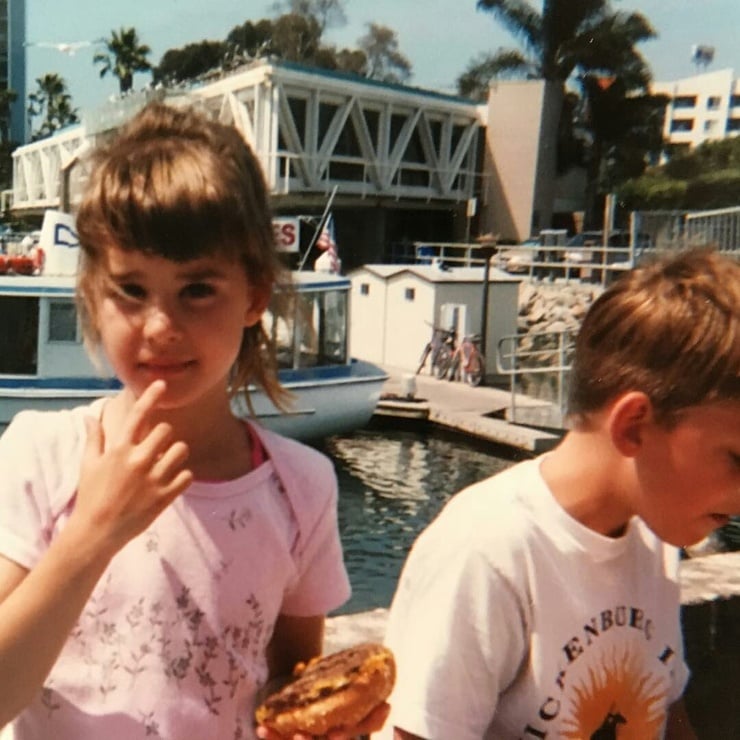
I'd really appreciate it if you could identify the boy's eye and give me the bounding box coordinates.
[182,282,215,299]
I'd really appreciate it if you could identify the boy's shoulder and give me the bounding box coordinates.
[424,457,549,551]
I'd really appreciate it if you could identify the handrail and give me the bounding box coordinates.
[496,329,576,424]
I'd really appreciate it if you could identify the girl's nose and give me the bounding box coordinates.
[143,305,182,343]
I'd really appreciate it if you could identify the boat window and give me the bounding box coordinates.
[48,301,79,342]
[262,288,348,369]
[0,296,38,374]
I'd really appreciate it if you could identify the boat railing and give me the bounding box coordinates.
[496,329,577,429]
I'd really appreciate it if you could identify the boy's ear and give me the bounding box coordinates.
[608,392,653,457]
[243,284,272,328]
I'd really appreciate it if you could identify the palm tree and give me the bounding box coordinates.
[461,0,659,226]
[94,27,152,94]
[27,74,79,140]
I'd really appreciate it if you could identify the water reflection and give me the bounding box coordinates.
[317,426,528,615]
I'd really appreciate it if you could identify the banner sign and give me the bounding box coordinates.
[273,217,300,253]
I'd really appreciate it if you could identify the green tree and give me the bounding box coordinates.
[94,27,152,94]
[27,73,79,140]
[270,13,323,63]
[462,0,660,227]
[0,88,17,143]
[270,0,347,35]
[358,23,411,84]
[578,74,667,225]
[225,19,275,61]
[154,40,229,85]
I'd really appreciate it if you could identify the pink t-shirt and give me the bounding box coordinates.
[0,402,350,740]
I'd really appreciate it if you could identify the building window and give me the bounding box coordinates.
[670,119,694,132]
[48,301,79,342]
[673,96,697,109]
[360,283,370,295]
[706,96,721,110]
[404,287,415,301]
[730,95,740,107]
[704,120,717,132]
[728,118,740,132]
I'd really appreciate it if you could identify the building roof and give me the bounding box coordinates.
[350,263,521,284]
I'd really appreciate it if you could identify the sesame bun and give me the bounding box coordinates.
[255,642,396,736]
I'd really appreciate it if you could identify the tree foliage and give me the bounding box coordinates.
[270,0,347,35]
[358,23,412,84]
[154,41,229,85]
[463,0,665,227]
[154,11,412,86]
[94,27,152,93]
[27,73,79,140]
[618,137,740,210]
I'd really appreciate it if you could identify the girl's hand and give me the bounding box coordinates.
[256,701,391,740]
[72,380,193,554]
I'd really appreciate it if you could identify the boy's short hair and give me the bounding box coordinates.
[568,249,740,422]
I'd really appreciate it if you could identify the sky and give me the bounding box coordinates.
[24,0,740,116]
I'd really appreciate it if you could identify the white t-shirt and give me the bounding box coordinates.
[383,457,689,740]
[0,403,350,740]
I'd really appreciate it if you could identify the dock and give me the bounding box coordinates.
[374,367,562,454]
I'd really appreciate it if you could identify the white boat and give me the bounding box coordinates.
[0,214,387,440]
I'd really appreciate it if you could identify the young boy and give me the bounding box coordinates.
[382,249,740,739]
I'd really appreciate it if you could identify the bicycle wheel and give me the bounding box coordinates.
[434,345,453,379]
[466,352,484,387]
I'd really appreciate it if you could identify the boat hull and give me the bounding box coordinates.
[0,360,388,440]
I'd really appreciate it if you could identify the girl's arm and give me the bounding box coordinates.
[267,613,325,681]
[0,381,192,726]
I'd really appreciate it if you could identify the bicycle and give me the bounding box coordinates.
[444,333,485,387]
[417,324,457,379]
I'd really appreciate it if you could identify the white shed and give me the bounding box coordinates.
[348,263,521,377]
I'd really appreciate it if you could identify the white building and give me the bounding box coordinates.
[348,263,520,377]
[652,68,740,155]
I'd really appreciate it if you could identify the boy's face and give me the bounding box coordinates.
[92,246,267,412]
[634,400,740,547]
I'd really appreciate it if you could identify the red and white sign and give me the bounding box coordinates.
[273,217,300,252]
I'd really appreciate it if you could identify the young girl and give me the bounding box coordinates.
[0,102,386,740]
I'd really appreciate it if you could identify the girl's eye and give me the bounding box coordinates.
[182,283,215,299]
[119,283,146,300]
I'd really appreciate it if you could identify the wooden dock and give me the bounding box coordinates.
[375,367,563,454]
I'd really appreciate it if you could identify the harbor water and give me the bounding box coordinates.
[315,423,530,615]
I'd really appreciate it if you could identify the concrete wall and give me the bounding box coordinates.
[479,80,563,243]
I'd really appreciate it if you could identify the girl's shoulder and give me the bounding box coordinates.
[249,423,335,487]
[1,401,98,516]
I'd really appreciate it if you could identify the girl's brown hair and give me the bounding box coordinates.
[76,100,290,411]
[568,249,740,424]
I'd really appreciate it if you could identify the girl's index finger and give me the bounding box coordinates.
[124,380,168,442]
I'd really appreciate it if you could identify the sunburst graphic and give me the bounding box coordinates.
[560,645,667,738]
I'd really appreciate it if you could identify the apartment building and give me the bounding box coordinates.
[652,68,740,155]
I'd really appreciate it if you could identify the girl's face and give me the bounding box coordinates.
[92,245,268,412]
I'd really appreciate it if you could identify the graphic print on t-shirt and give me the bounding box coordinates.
[520,604,679,739]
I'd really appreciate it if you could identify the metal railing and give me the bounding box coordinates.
[496,329,576,428]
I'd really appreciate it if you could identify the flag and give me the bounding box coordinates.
[316,214,336,252]
[314,214,341,274]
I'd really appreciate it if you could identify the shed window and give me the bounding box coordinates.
[360,283,370,295]
[404,288,415,301]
